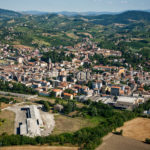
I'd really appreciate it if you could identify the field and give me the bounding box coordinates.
[0,102,11,109]
[97,133,150,150]
[0,110,15,135]
[0,95,23,109]
[117,118,150,141]
[0,146,79,150]
[13,45,33,51]
[66,33,79,39]
[52,114,101,135]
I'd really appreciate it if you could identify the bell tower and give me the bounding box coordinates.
[48,58,52,71]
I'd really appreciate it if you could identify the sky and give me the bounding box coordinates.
[0,0,150,12]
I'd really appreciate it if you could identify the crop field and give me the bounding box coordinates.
[52,114,101,135]
[117,117,150,141]
[97,133,150,150]
[13,45,33,51]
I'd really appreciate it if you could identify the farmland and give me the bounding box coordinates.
[117,118,150,141]
[52,114,101,135]
[0,110,15,135]
[97,133,150,150]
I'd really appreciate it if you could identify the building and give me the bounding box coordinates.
[111,86,121,96]
[93,65,117,72]
[52,89,63,97]
[48,58,52,71]
[92,81,102,89]
[115,96,144,110]
[18,57,24,64]
[64,93,74,100]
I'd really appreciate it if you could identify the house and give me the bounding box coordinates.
[64,93,74,100]
[84,90,94,96]
[60,82,71,89]
[51,80,61,88]
[93,65,117,72]
[81,86,89,94]
[52,89,63,97]
[92,81,102,89]
[59,75,67,82]
[118,67,125,76]
[111,86,121,96]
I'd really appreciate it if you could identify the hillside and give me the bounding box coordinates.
[0,8,150,56]
[0,8,22,18]
[86,11,150,25]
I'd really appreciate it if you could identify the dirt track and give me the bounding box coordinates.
[117,117,150,141]
[0,146,78,150]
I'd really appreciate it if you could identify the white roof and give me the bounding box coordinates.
[117,96,137,103]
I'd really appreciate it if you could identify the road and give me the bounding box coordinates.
[0,91,37,99]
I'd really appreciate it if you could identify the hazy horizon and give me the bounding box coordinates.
[0,0,150,13]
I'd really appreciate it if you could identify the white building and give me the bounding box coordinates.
[92,81,102,89]
[115,96,144,110]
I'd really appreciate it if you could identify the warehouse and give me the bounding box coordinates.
[115,96,144,110]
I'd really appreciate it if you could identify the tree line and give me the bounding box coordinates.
[0,80,37,95]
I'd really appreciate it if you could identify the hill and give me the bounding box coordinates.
[0,8,150,55]
[86,10,150,25]
[0,8,22,18]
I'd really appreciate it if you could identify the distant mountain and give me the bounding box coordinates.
[57,11,120,16]
[0,8,150,50]
[22,10,49,15]
[145,9,150,12]
[0,8,22,18]
[85,10,150,25]
[22,10,120,16]
[1,8,150,17]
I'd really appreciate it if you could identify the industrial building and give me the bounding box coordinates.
[20,105,44,137]
[115,96,144,110]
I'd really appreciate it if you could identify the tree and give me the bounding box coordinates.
[43,101,50,112]
[114,96,118,101]
[49,91,55,97]
[134,77,139,83]
[145,138,150,144]
[90,107,98,116]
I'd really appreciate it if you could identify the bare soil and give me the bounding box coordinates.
[97,133,150,150]
[117,117,150,141]
[13,45,33,51]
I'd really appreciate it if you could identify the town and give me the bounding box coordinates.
[0,3,150,149]
[0,38,150,111]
